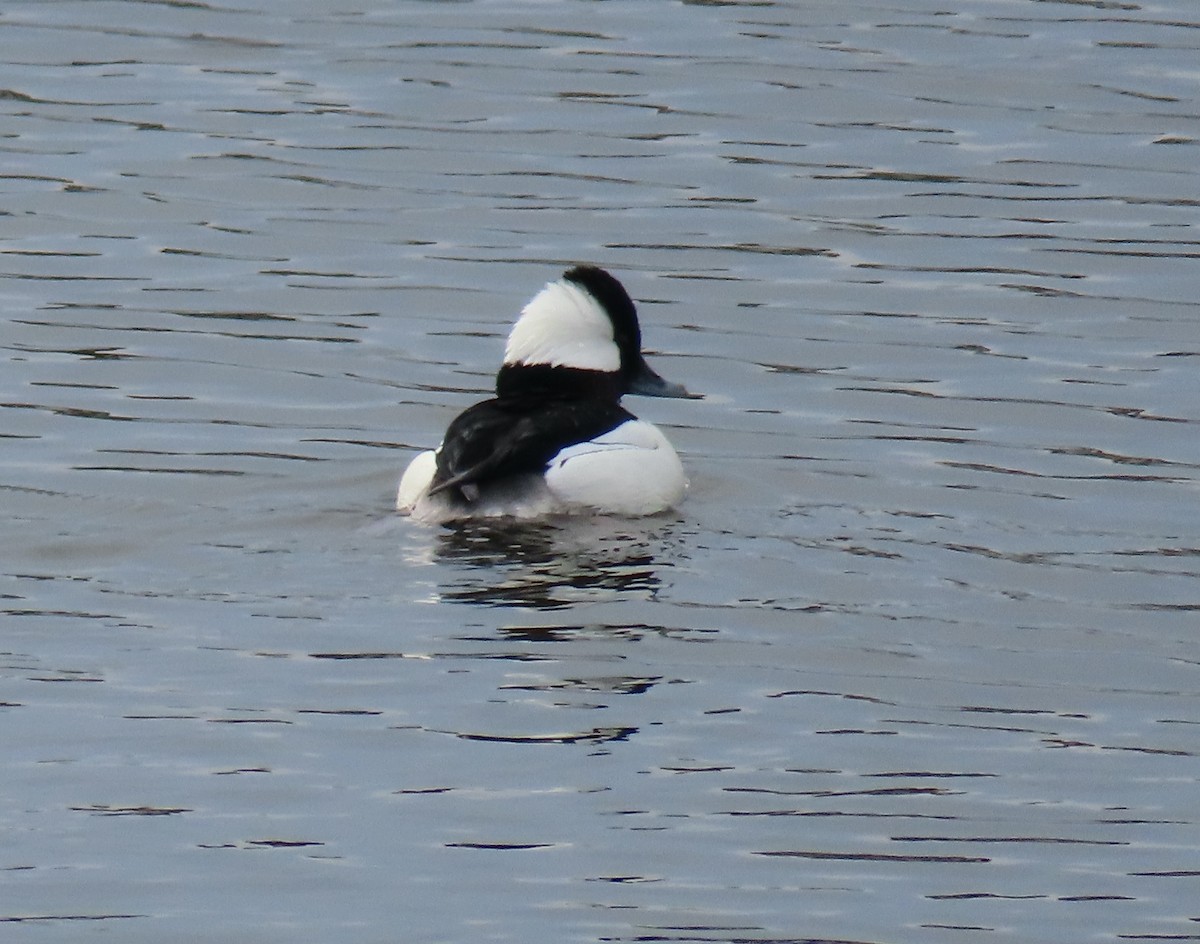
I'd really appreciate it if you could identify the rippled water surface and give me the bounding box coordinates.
[3,1,1198,941]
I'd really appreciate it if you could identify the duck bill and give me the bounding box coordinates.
[628,357,699,399]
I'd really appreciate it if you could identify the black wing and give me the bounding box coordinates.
[429,397,633,500]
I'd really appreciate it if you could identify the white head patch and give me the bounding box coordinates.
[503,279,621,372]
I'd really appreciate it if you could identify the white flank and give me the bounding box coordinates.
[398,421,687,522]
[503,279,621,372]
[397,448,565,523]
[544,419,687,516]
[396,449,437,513]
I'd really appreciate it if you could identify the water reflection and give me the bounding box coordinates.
[431,517,680,609]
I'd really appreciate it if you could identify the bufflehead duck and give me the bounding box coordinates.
[397,265,695,523]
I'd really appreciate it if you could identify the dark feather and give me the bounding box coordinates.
[429,397,633,501]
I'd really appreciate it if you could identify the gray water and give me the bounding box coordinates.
[2,1,1198,942]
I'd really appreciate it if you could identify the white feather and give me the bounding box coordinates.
[396,420,686,522]
[398,448,566,523]
[503,280,621,372]
[396,449,437,513]
[544,419,686,516]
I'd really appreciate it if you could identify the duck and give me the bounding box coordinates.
[397,265,695,523]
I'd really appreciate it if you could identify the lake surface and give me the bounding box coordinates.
[2,1,1198,942]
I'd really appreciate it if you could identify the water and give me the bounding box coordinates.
[2,1,1198,941]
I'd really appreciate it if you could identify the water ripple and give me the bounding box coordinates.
[3,1,1198,942]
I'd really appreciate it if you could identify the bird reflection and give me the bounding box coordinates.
[432,517,677,609]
